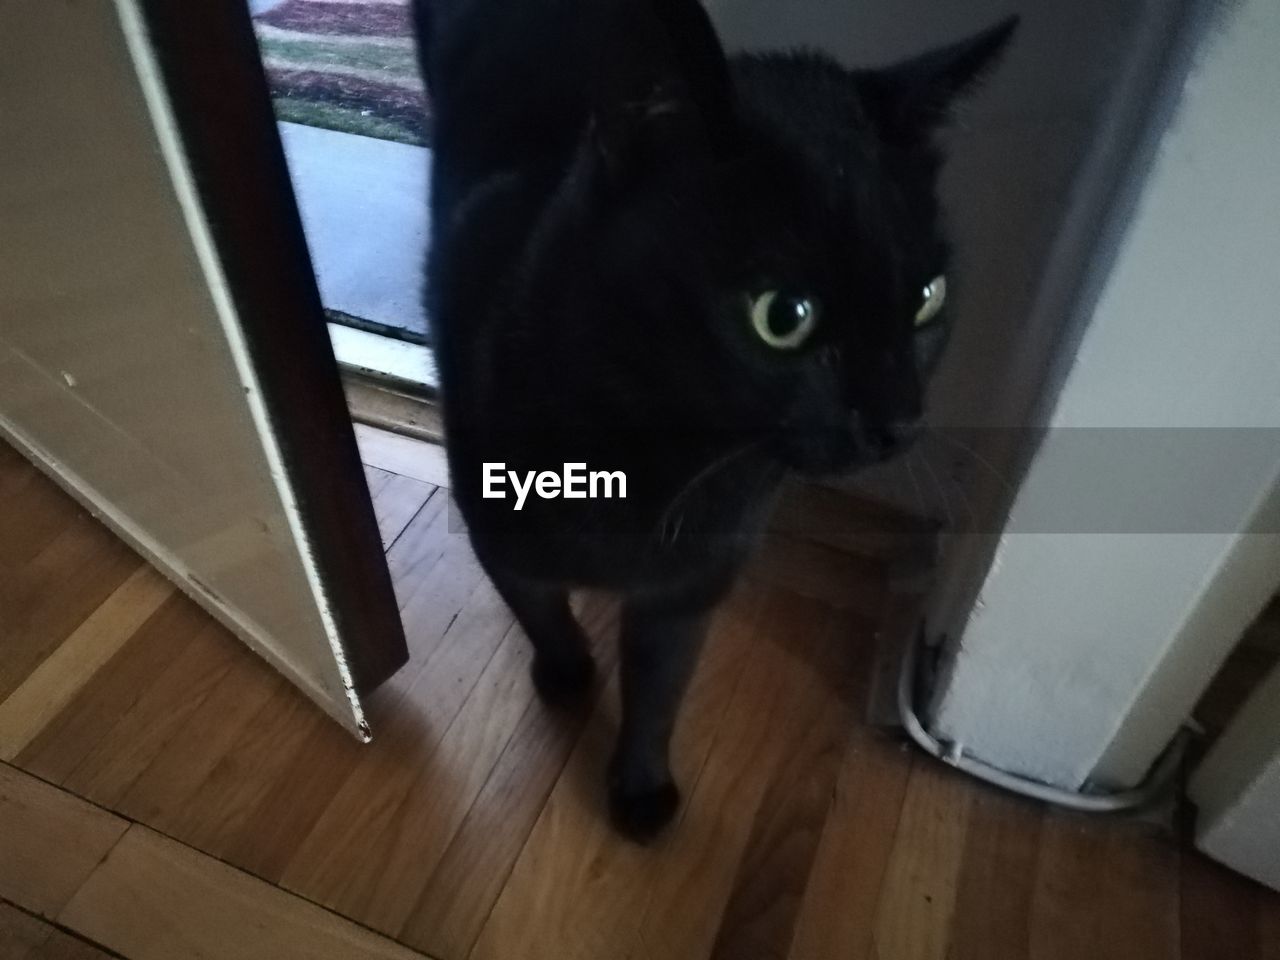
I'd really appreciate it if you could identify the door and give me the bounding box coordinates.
[0,0,407,737]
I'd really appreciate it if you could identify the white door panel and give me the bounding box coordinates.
[0,0,406,736]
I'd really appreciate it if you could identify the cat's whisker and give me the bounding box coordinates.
[902,449,929,518]
[948,455,985,533]
[924,429,1019,501]
[915,445,956,530]
[656,440,759,544]
[665,511,686,544]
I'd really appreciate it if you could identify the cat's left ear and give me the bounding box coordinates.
[588,0,739,176]
[871,15,1019,138]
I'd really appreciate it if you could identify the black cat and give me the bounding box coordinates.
[411,0,1014,839]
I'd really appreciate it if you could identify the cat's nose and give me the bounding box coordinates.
[869,417,923,460]
[883,417,923,447]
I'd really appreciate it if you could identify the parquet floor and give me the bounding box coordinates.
[1,433,1277,960]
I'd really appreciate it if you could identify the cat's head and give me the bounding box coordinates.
[556,3,1016,476]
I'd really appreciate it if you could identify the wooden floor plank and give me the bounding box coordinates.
[0,902,117,960]
[59,614,242,808]
[1028,816,1107,960]
[315,592,615,947]
[15,593,202,787]
[0,763,128,918]
[282,586,517,916]
[746,533,886,618]
[1261,881,1280,960]
[946,790,1043,960]
[383,482,453,601]
[364,463,395,503]
[276,574,514,892]
[396,698,577,958]
[369,470,438,550]
[383,492,488,671]
[112,642,287,831]
[632,596,833,960]
[785,730,913,960]
[57,825,428,960]
[0,437,31,484]
[1094,823,1180,960]
[769,479,936,564]
[160,680,347,866]
[706,611,868,960]
[466,591,765,960]
[27,491,489,906]
[454,676,639,960]
[785,587,915,960]
[0,516,144,703]
[0,565,173,761]
[1031,815,1179,960]
[0,903,52,960]
[1181,849,1262,960]
[166,496,443,869]
[165,493,486,881]
[870,761,974,960]
[333,623,536,934]
[4,754,428,960]
[397,596,621,959]
[355,425,451,488]
[206,689,380,885]
[0,460,81,580]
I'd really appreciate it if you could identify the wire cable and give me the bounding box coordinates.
[897,630,1188,812]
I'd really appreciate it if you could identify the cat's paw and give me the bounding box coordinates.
[608,774,680,843]
[530,653,595,708]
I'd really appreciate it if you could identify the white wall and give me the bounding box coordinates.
[1192,661,1280,891]
[930,0,1280,789]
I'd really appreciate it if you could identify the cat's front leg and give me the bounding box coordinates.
[483,565,596,707]
[610,592,716,841]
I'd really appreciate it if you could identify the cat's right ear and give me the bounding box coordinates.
[867,15,1018,142]
[587,0,739,179]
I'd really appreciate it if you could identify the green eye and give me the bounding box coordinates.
[915,275,947,327]
[749,290,820,349]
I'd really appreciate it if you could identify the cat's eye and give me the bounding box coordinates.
[915,275,947,327]
[749,290,819,350]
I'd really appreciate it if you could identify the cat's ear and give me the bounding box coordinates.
[588,0,738,175]
[869,16,1018,140]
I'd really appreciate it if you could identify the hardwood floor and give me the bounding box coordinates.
[0,902,117,960]
[1,434,1278,960]
[0,764,426,959]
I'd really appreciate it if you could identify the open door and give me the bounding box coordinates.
[0,0,407,738]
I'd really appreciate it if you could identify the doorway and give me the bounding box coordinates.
[249,0,438,398]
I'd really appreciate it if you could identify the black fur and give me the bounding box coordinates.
[412,0,1014,839]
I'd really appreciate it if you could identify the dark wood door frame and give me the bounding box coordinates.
[134,0,409,693]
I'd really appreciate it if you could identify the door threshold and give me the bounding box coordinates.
[341,368,443,444]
